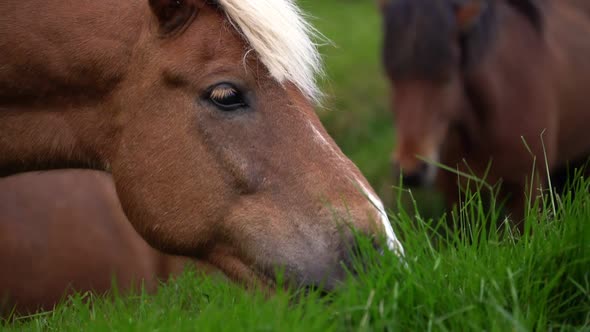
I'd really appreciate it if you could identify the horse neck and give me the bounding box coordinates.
[568,0,590,17]
[0,0,145,176]
[0,106,115,176]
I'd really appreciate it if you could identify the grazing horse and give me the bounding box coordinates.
[380,0,590,227]
[0,0,404,290]
[0,170,212,316]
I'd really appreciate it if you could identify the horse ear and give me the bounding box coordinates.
[455,0,484,31]
[377,0,390,12]
[149,0,197,34]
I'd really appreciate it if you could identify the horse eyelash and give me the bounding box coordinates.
[210,87,238,100]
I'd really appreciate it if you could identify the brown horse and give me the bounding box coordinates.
[0,0,404,290]
[0,170,214,316]
[380,0,590,227]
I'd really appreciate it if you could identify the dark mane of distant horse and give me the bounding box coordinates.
[382,0,457,81]
[382,0,543,80]
[506,0,544,31]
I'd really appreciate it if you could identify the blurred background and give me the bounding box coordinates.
[301,0,445,218]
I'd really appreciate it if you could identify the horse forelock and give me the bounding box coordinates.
[213,0,324,103]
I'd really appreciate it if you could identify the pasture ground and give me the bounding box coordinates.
[2,0,589,330]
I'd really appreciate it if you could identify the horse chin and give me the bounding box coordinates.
[205,244,348,292]
[206,248,277,292]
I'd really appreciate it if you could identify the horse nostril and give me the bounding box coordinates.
[402,172,423,187]
[402,162,429,187]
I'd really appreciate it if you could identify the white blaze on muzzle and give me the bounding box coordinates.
[308,120,405,256]
[356,179,405,256]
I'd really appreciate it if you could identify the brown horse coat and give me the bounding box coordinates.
[382,0,590,226]
[0,170,207,316]
[0,0,403,289]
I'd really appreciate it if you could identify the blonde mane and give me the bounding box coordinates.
[216,0,324,103]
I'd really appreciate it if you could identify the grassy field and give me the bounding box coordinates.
[3,0,589,330]
[4,175,589,331]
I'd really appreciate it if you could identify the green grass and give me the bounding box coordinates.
[3,1,589,330]
[4,176,589,331]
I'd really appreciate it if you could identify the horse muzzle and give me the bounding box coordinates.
[393,161,437,187]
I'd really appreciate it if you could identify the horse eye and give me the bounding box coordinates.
[207,83,247,111]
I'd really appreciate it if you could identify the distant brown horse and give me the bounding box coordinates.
[380,0,590,228]
[0,0,404,290]
[0,170,213,316]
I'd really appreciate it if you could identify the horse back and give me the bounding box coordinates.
[0,170,193,315]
